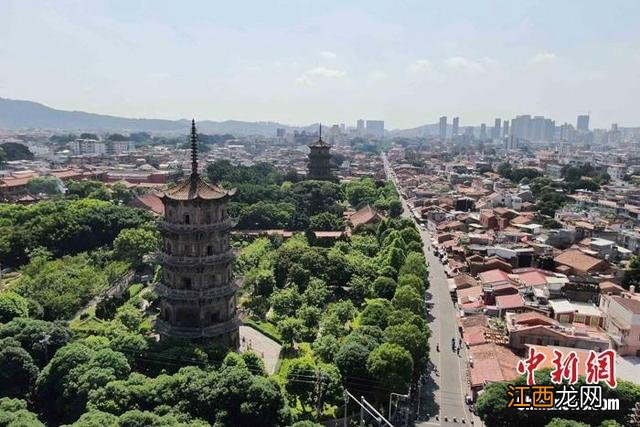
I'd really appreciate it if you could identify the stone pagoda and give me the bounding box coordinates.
[307,125,334,180]
[155,120,239,348]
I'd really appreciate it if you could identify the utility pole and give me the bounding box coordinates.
[39,333,51,363]
[343,390,393,427]
[314,370,327,417]
[343,391,349,427]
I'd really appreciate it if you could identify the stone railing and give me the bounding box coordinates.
[155,278,241,299]
[160,250,234,266]
[155,316,240,339]
[157,219,234,233]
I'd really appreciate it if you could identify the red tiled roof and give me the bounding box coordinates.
[159,173,234,201]
[554,250,606,273]
[348,205,383,228]
[495,293,525,310]
[133,193,164,215]
[479,269,510,285]
[313,231,344,238]
[517,271,548,287]
[469,343,520,387]
[612,295,640,314]
[512,311,556,325]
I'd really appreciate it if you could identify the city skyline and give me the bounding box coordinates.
[1,1,639,129]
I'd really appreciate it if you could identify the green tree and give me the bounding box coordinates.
[111,182,133,204]
[0,343,39,398]
[0,291,29,323]
[113,227,160,267]
[397,273,425,295]
[383,322,429,371]
[27,177,63,196]
[497,162,513,180]
[398,252,428,284]
[371,276,397,299]
[270,287,302,319]
[386,247,406,271]
[312,335,340,363]
[0,397,44,426]
[309,212,345,231]
[546,419,589,427]
[0,143,34,161]
[392,286,425,316]
[388,200,403,218]
[285,358,316,411]
[301,278,329,307]
[16,253,108,320]
[36,343,130,424]
[623,255,640,289]
[366,343,413,393]
[0,318,71,367]
[335,341,371,382]
[66,180,111,200]
[278,317,304,348]
[359,299,392,330]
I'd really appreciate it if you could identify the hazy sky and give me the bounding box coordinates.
[1,0,639,129]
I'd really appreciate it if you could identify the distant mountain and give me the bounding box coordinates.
[387,123,441,138]
[0,97,315,136]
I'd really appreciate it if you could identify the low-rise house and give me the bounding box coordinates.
[554,249,609,275]
[495,293,526,317]
[347,205,384,229]
[469,343,521,399]
[448,273,479,294]
[459,315,488,347]
[506,311,610,351]
[548,298,604,327]
[599,293,640,356]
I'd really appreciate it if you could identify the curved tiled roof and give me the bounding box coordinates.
[159,173,235,201]
[308,137,331,148]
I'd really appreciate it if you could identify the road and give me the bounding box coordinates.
[382,154,477,426]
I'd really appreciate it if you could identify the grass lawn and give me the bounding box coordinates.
[243,317,282,343]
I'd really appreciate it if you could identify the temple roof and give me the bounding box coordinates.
[308,123,331,148]
[159,174,235,201]
[309,138,331,148]
[158,119,235,201]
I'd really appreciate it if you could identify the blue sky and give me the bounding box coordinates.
[1,0,639,129]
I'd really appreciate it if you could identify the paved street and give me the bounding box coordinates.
[239,325,282,375]
[382,154,477,426]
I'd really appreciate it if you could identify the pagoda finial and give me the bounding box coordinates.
[190,119,198,175]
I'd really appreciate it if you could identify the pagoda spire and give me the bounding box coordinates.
[190,119,198,175]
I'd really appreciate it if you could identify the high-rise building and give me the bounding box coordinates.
[439,116,447,140]
[365,120,385,138]
[480,123,487,140]
[156,120,239,348]
[276,128,286,138]
[307,126,334,180]
[577,114,590,132]
[452,117,459,137]
[356,119,365,134]
[492,118,501,139]
[503,120,510,137]
[71,138,107,156]
[511,115,531,140]
[560,123,575,142]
